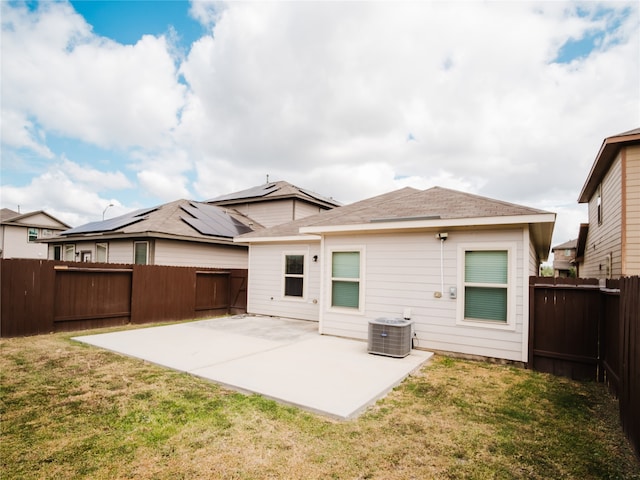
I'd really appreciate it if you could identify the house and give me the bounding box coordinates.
[40,199,256,268]
[0,208,70,259]
[236,186,556,362]
[39,181,341,268]
[576,128,640,279]
[207,180,341,228]
[551,239,577,277]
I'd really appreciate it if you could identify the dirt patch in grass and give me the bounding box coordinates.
[1,330,639,479]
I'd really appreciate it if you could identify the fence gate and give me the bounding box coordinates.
[528,277,603,380]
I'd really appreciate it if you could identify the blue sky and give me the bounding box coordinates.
[1,0,639,248]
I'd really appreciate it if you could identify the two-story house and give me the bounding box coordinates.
[551,239,577,277]
[0,208,70,259]
[40,181,340,268]
[576,128,640,279]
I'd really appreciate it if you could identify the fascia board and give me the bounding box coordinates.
[299,214,557,234]
[233,234,321,244]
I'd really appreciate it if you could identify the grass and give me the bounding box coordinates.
[1,326,639,479]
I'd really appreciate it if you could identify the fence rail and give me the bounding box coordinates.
[528,275,639,460]
[1,259,247,337]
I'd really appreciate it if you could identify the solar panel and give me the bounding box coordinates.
[180,203,253,238]
[206,183,280,202]
[61,207,158,235]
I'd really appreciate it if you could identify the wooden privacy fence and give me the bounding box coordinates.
[0,259,247,337]
[528,275,640,460]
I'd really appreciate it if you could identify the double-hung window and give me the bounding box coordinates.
[331,251,361,310]
[284,254,304,297]
[134,241,148,265]
[27,228,38,242]
[459,245,515,328]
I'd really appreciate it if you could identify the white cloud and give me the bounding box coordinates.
[1,0,638,247]
[1,1,186,150]
[0,159,134,226]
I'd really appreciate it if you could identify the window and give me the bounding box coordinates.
[134,241,148,265]
[597,184,603,225]
[462,249,509,324]
[284,254,304,297]
[96,243,108,263]
[564,249,572,257]
[53,245,62,261]
[64,244,75,261]
[331,251,360,309]
[27,228,38,242]
[41,229,54,238]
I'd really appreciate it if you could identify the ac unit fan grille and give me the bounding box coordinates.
[368,318,413,358]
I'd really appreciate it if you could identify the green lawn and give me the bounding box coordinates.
[1,327,638,479]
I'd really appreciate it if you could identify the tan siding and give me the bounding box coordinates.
[13,213,67,229]
[294,201,325,220]
[247,243,321,321]
[320,228,528,361]
[580,155,623,279]
[153,239,248,268]
[233,199,295,228]
[108,241,135,264]
[624,145,640,275]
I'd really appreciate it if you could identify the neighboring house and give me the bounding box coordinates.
[551,239,577,277]
[207,180,341,228]
[40,200,257,268]
[236,186,555,362]
[0,208,70,259]
[39,181,341,268]
[576,128,640,280]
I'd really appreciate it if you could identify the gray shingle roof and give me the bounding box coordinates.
[207,180,342,208]
[58,200,256,242]
[238,186,552,240]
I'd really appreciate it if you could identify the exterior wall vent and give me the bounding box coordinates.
[368,318,413,358]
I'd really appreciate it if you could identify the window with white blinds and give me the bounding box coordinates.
[331,251,360,309]
[463,250,508,323]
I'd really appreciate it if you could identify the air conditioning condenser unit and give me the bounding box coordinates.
[368,317,413,358]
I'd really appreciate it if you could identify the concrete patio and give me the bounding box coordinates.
[73,315,433,419]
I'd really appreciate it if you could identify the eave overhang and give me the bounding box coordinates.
[37,231,242,247]
[578,131,640,203]
[233,234,322,244]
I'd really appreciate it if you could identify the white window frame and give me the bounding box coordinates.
[96,243,108,263]
[282,251,307,301]
[134,241,149,265]
[27,228,38,242]
[456,242,517,331]
[328,246,365,314]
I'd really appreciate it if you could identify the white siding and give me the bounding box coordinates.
[581,155,623,279]
[247,243,321,321]
[319,228,529,361]
[1,225,49,259]
[47,239,246,268]
[154,239,247,268]
[624,145,640,275]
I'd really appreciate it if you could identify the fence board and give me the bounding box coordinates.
[529,277,602,380]
[1,259,247,337]
[619,276,640,459]
[1,259,55,336]
[53,267,132,332]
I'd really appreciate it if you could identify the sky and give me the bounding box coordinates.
[1,1,639,255]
